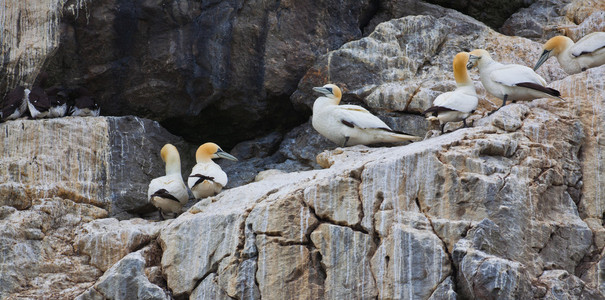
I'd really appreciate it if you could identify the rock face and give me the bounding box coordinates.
[2,0,605,299]
[0,116,193,218]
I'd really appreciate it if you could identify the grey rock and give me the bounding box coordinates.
[76,247,169,300]
[190,273,232,300]
[428,276,458,300]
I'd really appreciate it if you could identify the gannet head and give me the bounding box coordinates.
[467,49,490,70]
[160,144,181,175]
[534,36,573,71]
[196,142,238,163]
[312,84,342,103]
[453,52,471,85]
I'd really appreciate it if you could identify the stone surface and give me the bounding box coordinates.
[0,116,193,218]
[76,246,169,300]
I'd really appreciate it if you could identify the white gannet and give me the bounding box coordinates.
[534,32,605,74]
[423,52,478,133]
[69,87,100,117]
[148,144,189,219]
[188,142,238,200]
[311,84,421,146]
[1,86,28,121]
[27,86,51,119]
[466,49,563,114]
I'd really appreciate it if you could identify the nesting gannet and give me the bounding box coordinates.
[148,144,189,219]
[423,52,478,133]
[27,86,51,119]
[69,87,100,117]
[188,143,238,200]
[312,84,421,146]
[1,86,28,121]
[534,32,605,74]
[46,86,69,118]
[466,49,563,114]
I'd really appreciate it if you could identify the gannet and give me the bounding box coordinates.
[423,52,478,133]
[148,144,189,219]
[466,49,563,114]
[188,143,238,200]
[27,86,51,119]
[534,32,605,74]
[46,86,69,118]
[312,84,421,146]
[69,87,100,117]
[1,86,28,121]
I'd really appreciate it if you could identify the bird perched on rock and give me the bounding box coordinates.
[424,52,478,133]
[148,144,189,219]
[69,87,100,117]
[188,143,238,200]
[466,49,563,114]
[46,86,69,118]
[1,86,28,121]
[534,32,605,74]
[312,83,421,147]
[27,86,51,119]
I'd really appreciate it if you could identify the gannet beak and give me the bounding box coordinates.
[216,150,238,161]
[534,50,551,71]
[466,55,479,70]
[313,87,331,95]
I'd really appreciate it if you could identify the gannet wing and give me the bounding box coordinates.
[335,105,391,130]
[571,32,605,57]
[490,64,547,87]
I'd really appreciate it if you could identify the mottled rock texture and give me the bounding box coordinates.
[2,0,605,299]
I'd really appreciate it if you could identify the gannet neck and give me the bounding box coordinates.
[196,143,219,163]
[453,52,472,86]
[161,144,182,175]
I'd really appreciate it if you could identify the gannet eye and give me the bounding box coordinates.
[326,87,333,93]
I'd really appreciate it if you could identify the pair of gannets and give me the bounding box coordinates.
[312,84,421,146]
[466,49,563,114]
[147,143,237,219]
[423,52,478,133]
[534,32,605,74]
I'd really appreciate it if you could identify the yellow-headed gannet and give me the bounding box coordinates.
[467,49,563,114]
[534,32,605,74]
[312,84,421,146]
[188,143,237,200]
[148,144,189,219]
[423,52,478,133]
[1,86,28,121]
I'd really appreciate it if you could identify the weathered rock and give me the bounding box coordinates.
[76,246,169,300]
[38,0,379,147]
[190,273,231,300]
[427,276,457,300]
[310,224,377,299]
[0,116,193,218]
[0,198,106,299]
[74,218,165,272]
[537,270,604,299]
[303,176,363,227]
[502,0,605,42]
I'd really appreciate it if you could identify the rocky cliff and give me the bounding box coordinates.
[1,0,605,299]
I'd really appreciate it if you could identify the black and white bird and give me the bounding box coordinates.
[534,32,605,74]
[46,86,69,118]
[27,85,51,119]
[424,52,478,133]
[311,84,421,147]
[148,144,189,220]
[69,87,100,117]
[1,86,28,121]
[467,49,563,115]
[188,143,238,200]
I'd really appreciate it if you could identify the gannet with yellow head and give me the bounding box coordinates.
[311,84,421,147]
[148,144,189,219]
[423,52,478,133]
[188,142,237,200]
[534,32,605,74]
[467,49,563,114]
